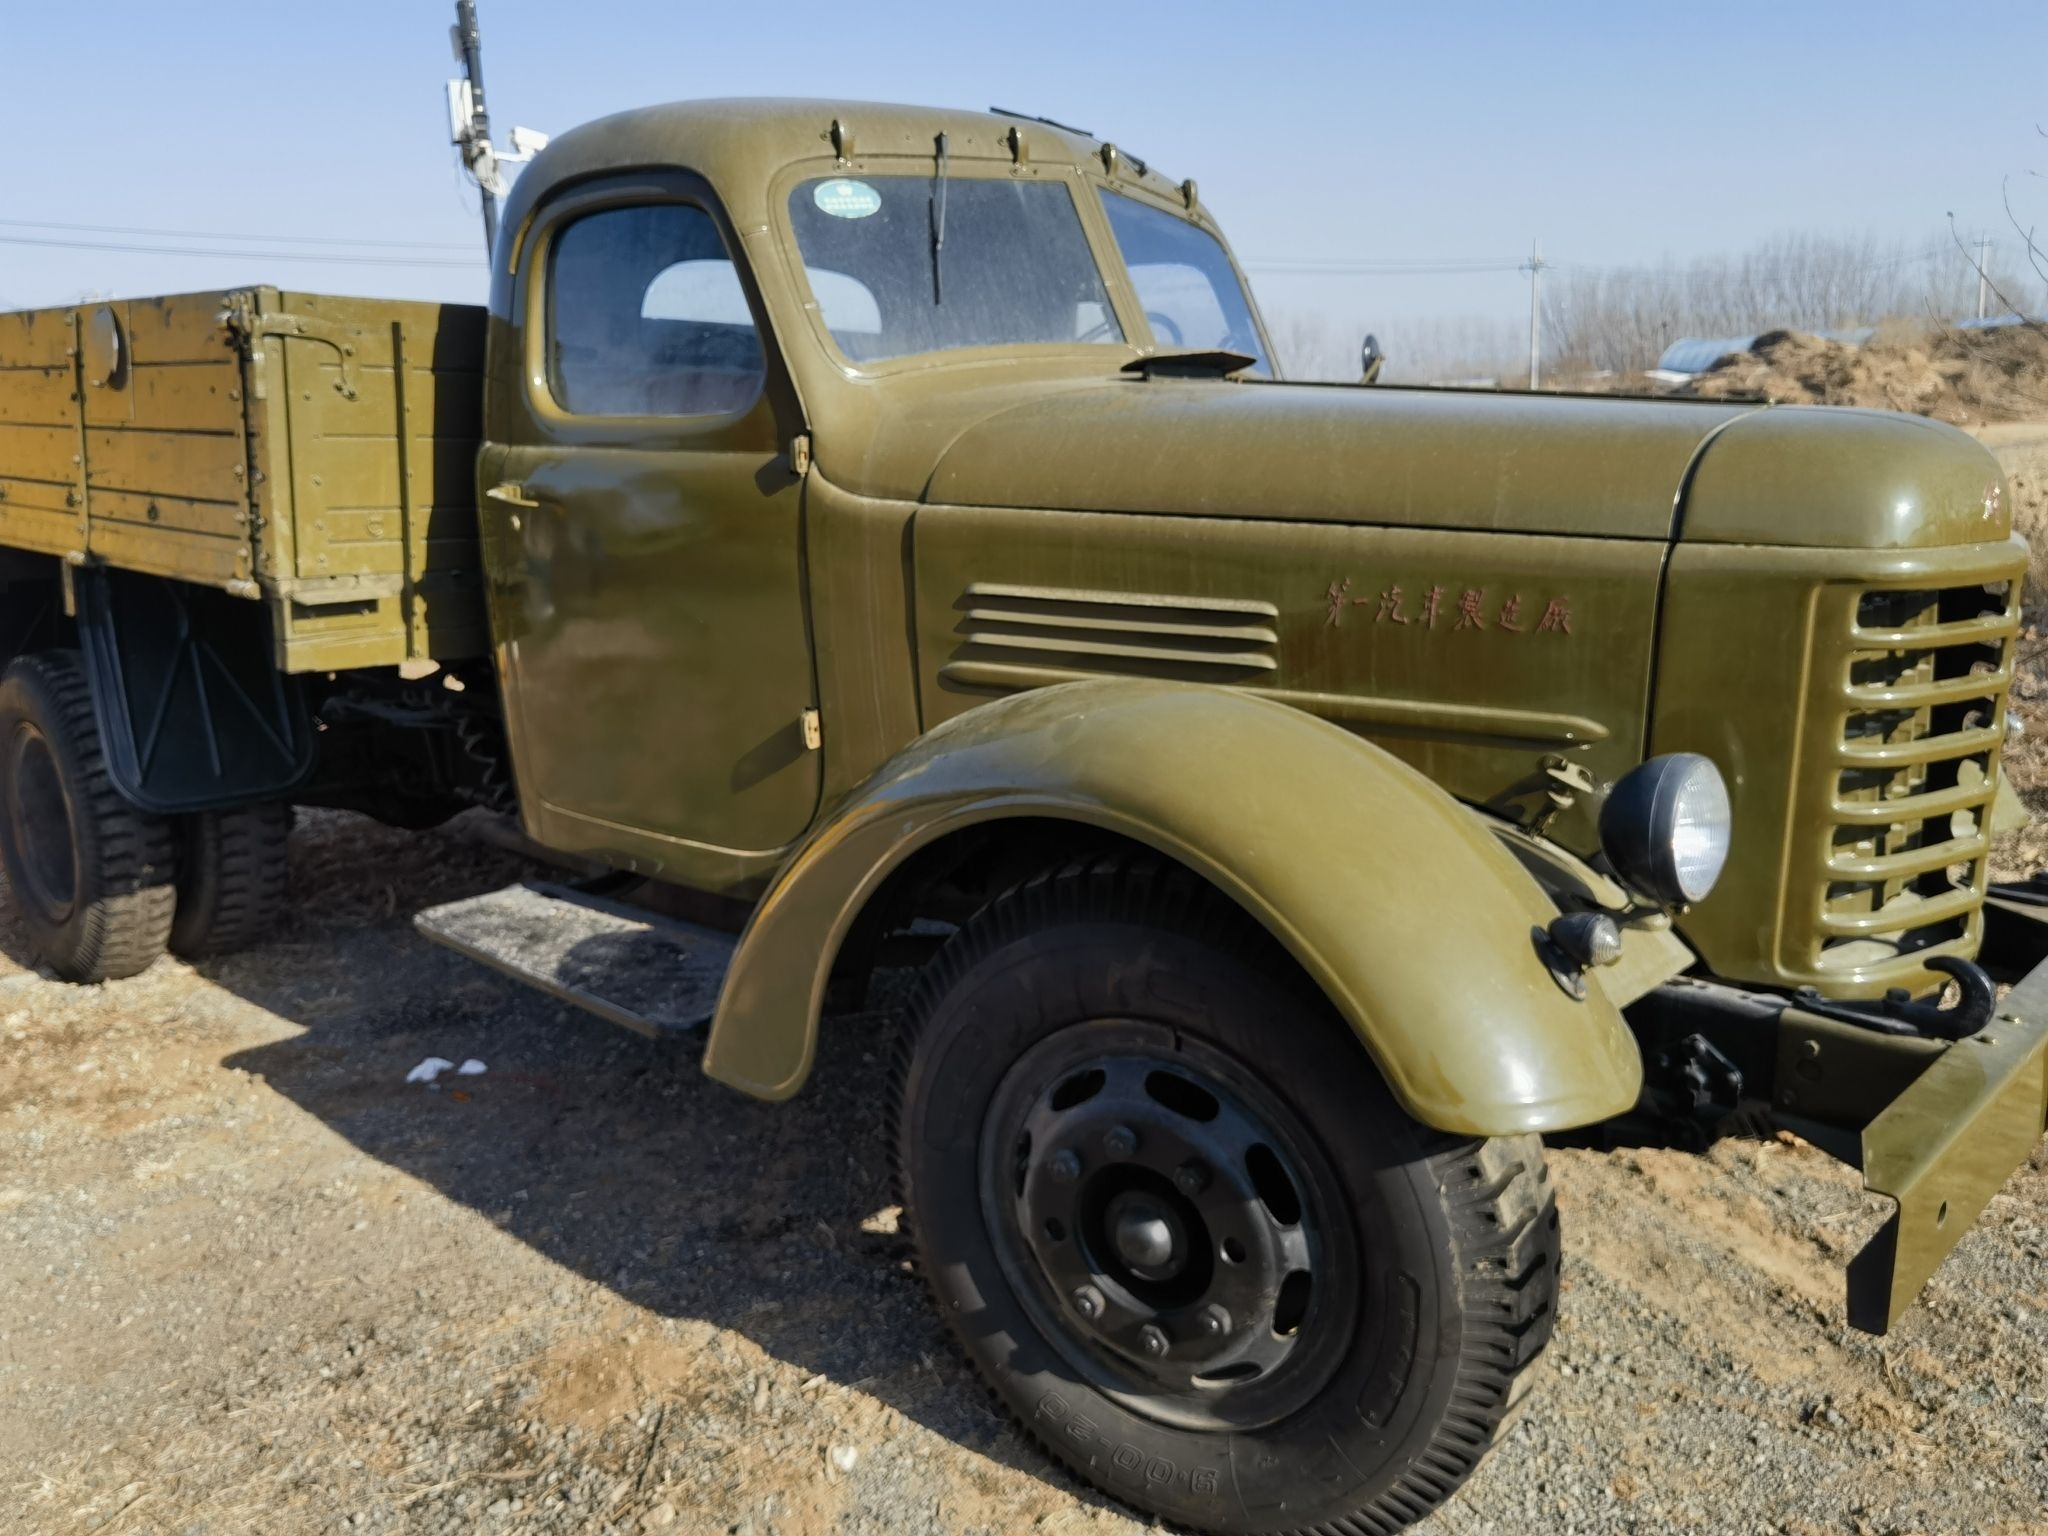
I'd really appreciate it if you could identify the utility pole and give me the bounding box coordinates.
[1523,239,1547,389]
[450,2,498,252]
[446,3,548,259]
[1976,236,1991,321]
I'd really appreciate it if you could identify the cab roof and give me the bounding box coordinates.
[501,98,1189,236]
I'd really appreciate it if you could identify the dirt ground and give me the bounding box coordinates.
[1679,324,2048,429]
[6,825,2047,1536]
[6,438,2048,1536]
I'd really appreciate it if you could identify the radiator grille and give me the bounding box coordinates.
[1808,577,2017,977]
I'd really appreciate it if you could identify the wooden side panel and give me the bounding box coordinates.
[0,290,488,672]
[77,294,252,585]
[269,292,488,668]
[0,307,86,558]
[83,356,242,432]
[0,365,74,425]
[0,422,81,484]
[85,427,247,504]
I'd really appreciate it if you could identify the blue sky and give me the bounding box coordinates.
[5,1,2045,363]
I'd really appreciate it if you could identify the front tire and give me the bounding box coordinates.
[894,860,1557,1535]
[0,651,176,981]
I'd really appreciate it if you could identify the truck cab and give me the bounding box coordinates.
[475,100,1281,884]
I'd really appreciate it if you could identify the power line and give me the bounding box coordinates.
[1245,243,1964,281]
[0,216,476,252]
[1245,257,1525,275]
[0,232,480,269]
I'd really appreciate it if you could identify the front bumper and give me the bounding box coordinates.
[1839,980,2048,1332]
[1632,963,2048,1335]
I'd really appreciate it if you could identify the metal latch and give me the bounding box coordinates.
[1531,755,1597,834]
[800,708,823,751]
[789,433,812,477]
[222,294,363,400]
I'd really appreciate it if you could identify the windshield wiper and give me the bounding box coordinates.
[929,132,948,305]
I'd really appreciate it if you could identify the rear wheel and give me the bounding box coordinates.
[171,801,291,958]
[0,651,176,981]
[894,860,1557,1535]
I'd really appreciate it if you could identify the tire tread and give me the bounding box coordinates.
[0,651,175,981]
[171,801,290,957]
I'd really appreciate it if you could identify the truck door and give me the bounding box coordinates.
[481,178,819,871]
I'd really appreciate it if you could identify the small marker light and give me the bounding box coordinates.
[1549,912,1624,969]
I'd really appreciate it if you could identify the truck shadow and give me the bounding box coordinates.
[197,811,1112,1513]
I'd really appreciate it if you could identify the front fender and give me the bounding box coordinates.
[703,679,1643,1136]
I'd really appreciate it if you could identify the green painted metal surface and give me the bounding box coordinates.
[701,678,1645,1136]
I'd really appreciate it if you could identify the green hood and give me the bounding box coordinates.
[913,378,2010,549]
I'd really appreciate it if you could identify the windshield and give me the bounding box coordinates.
[1098,190,1270,375]
[789,176,1123,364]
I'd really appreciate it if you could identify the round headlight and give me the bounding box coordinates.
[1598,753,1731,907]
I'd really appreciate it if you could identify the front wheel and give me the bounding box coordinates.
[894,861,1557,1535]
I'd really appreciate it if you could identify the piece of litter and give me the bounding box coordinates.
[828,1445,858,1474]
[406,1057,455,1084]
[458,1059,487,1076]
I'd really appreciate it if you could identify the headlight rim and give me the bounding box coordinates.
[1598,751,1732,909]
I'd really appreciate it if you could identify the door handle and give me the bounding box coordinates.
[486,481,542,509]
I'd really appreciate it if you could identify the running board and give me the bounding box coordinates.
[414,881,735,1038]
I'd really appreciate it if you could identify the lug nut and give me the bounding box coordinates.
[1198,1304,1232,1338]
[1173,1160,1209,1195]
[1048,1150,1082,1183]
[1138,1324,1170,1358]
[1103,1125,1139,1157]
[1071,1285,1105,1321]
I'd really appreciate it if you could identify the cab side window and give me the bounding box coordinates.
[547,203,765,417]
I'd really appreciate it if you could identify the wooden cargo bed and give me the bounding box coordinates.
[0,289,489,671]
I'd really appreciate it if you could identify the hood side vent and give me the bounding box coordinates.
[946,582,1279,685]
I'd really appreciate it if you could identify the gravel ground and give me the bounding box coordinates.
[4,771,2048,1534]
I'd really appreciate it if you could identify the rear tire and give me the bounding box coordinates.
[171,801,291,958]
[0,651,176,981]
[894,859,1557,1535]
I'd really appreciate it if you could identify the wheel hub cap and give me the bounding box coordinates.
[1107,1194,1182,1277]
[981,1022,1355,1432]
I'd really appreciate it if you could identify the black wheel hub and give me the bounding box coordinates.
[7,724,78,920]
[982,1020,1354,1431]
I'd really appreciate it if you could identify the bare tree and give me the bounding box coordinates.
[1267,309,1527,386]
[1542,231,2044,375]
[1267,310,1360,382]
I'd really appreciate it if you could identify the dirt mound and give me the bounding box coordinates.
[1682,322,2048,425]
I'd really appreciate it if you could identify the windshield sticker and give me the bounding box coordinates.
[813,179,883,219]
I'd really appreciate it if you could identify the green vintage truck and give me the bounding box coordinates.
[2,99,2046,1534]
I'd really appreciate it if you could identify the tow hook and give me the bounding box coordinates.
[1792,955,1996,1041]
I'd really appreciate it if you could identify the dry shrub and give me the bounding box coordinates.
[1996,440,2048,609]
